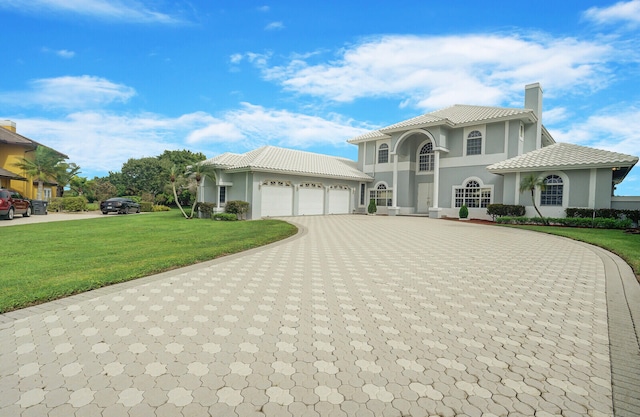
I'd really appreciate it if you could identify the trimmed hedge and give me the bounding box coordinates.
[486,204,526,220]
[225,201,249,219]
[196,202,217,218]
[48,196,88,212]
[152,205,171,212]
[496,216,632,229]
[566,207,640,223]
[212,213,238,221]
[140,202,154,212]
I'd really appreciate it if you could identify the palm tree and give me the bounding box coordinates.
[13,146,64,200]
[519,173,547,224]
[53,162,81,197]
[186,162,216,219]
[169,165,189,219]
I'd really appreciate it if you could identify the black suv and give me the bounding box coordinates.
[0,189,31,220]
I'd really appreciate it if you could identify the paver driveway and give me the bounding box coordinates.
[0,215,636,416]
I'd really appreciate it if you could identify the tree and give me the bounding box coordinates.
[186,162,216,219]
[13,146,64,200]
[120,157,167,197]
[519,173,547,224]
[169,165,189,219]
[53,162,81,197]
[158,150,206,172]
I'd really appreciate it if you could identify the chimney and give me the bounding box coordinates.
[1,120,17,133]
[524,83,543,149]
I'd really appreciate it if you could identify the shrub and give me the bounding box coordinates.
[140,202,154,212]
[62,196,88,212]
[487,204,525,220]
[368,199,377,214]
[48,197,64,212]
[152,205,171,212]
[459,204,469,219]
[225,201,250,219]
[565,207,640,222]
[212,213,238,221]
[496,216,632,229]
[86,203,99,211]
[196,202,216,219]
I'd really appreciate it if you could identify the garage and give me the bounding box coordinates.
[298,183,324,215]
[328,185,351,214]
[261,180,293,217]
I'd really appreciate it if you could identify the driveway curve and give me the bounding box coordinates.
[1,215,637,416]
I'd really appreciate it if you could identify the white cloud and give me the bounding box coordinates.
[10,104,371,176]
[56,49,75,58]
[542,107,569,125]
[583,0,640,26]
[254,34,614,110]
[0,0,183,24]
[265,21,284,31]
[549,107,640,157]
[257,6,270,12]
[0,76,136,110]
[188,103,370,148]
[42,47,75,58]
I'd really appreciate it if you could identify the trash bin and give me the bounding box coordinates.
[31,200,48,215]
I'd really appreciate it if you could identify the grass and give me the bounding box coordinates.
[0,211,297,313]
[502,225,640,278]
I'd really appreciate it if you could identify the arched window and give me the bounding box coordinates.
[378,143,389,164]
[369,183,393,207]
[454,179,491,208]
[418,142,434,172]
[466,130,482,155]
[541,175,563,206]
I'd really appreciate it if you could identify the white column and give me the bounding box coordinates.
[432,151,440,208]
[392,153,398,208]
[515,172,520,205]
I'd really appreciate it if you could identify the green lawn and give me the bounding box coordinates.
[1,212,297,313]
[502,225,640,278]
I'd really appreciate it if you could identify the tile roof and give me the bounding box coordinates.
[347,105,537,142]
[0,167,26,180]
[204,146,373,181]
[346,130,390,144]
[0,127,37,147]
[0,126,69,158]
[487,143,638,173]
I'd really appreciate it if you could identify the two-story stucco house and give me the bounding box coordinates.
[201,83,638,219]
[0,120,68,200]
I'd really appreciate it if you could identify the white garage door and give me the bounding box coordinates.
[328,186,350,214]
[261,180,293,217]
[298,183,324,215]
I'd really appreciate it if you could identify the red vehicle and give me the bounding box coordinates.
[0,189,31,220]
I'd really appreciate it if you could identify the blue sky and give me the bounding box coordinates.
[1,0,639,195]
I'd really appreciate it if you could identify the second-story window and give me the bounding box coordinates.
[378,143,389,164]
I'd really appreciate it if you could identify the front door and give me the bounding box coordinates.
[417,182,433,213]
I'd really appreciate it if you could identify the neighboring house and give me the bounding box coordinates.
[202,83,639,219]
[0,120,67,200]
[201,146,372,218]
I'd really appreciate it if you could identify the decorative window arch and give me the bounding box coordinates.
[418,141,434,172]
[466,130,482,155]
[369,182,392,207]
[378,143,389,164]
[540,175,563,206]
[453,178,492,208]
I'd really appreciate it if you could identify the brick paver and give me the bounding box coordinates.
[1,215,636,416]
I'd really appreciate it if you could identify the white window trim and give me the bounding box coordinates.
[463,125,486,157]
[369,181,393,207]
[451,177,493,209]
[536,171,569,208]
[377,141,390,165]
[416,139,435,175]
